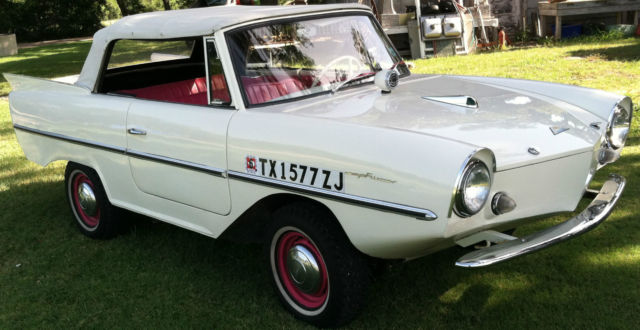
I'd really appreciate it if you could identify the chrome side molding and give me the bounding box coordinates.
[14,124,438,221]
[228,171,438,221]
[13,124,226,177]
[455,174,626,268]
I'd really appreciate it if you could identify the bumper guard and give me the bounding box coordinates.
[456,174,626,268]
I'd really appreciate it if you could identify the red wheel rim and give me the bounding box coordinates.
[72,172,100,228]
[276,231,328,310]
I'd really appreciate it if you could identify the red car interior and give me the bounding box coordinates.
[241,76,307,105]
[117,74,323,106]
[117,74,230,105]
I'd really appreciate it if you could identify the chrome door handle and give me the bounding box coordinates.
[127,128,147,135]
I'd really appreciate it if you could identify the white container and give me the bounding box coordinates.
[443,17,462,37]
[422,18,442,38]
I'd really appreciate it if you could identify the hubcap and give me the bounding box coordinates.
[287,245,321,294]
[273,229,329,311]
[77,182,98,216]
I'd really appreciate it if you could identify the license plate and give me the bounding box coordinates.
[246,156,344,192]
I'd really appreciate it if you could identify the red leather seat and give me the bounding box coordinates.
[117,74,230,105]
[210,74,230,103]
[242,76,305,105]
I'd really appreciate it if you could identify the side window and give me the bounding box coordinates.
[205,38,231,105]
[108,40,193,69]
[100,38,231,107]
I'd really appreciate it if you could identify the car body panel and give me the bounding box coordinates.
[126,98,233,215]
[257,74,606,171]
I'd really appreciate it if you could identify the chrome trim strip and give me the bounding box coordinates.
[15,124,436,219]
[228,171,437,220]
[127,150,225,177]
[203,36,213,106]
[13,124,126,154]
[13,124,225,178]
[455,174,626,268]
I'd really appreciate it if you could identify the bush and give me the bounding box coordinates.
[1,0,106,42]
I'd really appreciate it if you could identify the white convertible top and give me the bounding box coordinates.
[76,4,370,90]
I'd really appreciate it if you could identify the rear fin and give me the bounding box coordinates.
[3,73,89,94]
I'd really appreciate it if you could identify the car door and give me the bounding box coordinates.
[125,37,234,215]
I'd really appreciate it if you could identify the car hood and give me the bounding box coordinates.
[271,75,603,171]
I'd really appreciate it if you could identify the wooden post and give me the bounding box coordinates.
[555,15,562,40]
[617,12,622,24]
[540,15,546,37]
[635,10,639,26]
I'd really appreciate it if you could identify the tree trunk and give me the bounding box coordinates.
[162,0,172,10]
[115,0,130,16]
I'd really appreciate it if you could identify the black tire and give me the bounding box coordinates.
[64,162,120,239]
[265,202,370,327]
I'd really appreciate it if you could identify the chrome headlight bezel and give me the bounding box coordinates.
[453,160,492,218]
[606,99,633,150]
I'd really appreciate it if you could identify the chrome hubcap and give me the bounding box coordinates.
[77,182,97,216]
[286,245,321,294]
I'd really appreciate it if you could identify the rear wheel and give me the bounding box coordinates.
[65,162,120,239]
[266,202,370,327]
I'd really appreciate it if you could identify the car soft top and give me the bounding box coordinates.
[75,4,370,91]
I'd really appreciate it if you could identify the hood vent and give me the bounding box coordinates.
[422,95,478,109]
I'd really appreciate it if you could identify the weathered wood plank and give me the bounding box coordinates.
[539,4,640,16]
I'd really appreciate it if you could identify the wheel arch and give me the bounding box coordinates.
[63,160,115,199]
[219,193,347,244]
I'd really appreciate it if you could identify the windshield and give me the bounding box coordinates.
[226,14,409,106]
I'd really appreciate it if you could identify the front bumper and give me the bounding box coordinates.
[456,174,626,268]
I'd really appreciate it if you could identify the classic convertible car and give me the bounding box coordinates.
[5,4,631,327]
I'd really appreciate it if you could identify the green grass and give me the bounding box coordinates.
[0,42,92,97]
[1,39,640,328]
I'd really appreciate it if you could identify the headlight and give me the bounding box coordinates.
[454,160,491,217]
[606,100,633,149]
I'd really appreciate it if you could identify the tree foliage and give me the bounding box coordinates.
[0,0,208,42]
[110,0,197,16]
[0,0,106,42]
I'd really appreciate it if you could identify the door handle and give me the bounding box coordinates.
[127,128,147,135]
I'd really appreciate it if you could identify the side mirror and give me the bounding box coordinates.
[374,69,399,94]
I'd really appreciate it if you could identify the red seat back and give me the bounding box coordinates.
[242,76,305,105]
[117,74,229,105]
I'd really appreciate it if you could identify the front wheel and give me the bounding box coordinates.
[266,202,370,327]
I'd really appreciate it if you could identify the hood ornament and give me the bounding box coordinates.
[422,95,478,109]
[549,126,570,135]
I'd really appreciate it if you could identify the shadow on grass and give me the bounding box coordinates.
[0,125,16,137]
[625,135,640,147]
[568,43,640,62]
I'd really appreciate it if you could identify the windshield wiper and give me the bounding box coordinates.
[330,71,377,94]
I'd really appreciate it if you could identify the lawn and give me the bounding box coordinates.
[1,38,639,328]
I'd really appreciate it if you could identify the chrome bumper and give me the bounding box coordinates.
[456,174,626,268]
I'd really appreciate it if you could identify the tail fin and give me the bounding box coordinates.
[3,73,88,94]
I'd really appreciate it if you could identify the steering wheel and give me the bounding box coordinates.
[311,55,362,88]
